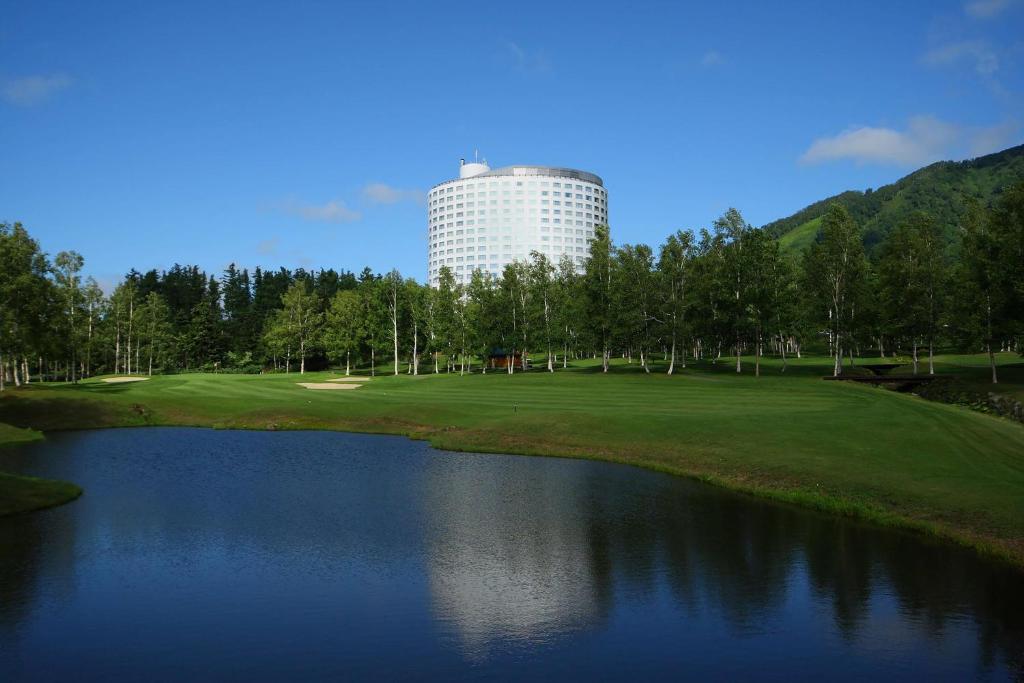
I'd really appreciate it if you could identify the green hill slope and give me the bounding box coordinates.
[764,143,1024,254]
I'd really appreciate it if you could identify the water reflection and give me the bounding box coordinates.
[0,429,1020,680]
[422,447,1024,675]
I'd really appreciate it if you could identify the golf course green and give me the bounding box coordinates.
[1,352,1023,566]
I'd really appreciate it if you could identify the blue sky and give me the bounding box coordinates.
[2,0,1021,287]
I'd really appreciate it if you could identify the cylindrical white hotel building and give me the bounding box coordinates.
[427,160,608,286]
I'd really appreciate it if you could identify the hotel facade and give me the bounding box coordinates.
[427,159,607,287]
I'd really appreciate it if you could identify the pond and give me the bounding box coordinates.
[0,428,1021,680]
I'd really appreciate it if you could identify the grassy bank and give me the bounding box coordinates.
[1,353,1023,566]
[0,422,82,515]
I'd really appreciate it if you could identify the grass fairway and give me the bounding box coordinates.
[1,354,1023,565]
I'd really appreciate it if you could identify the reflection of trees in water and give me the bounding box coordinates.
[426,457,1023,674]
[0,510,78,636]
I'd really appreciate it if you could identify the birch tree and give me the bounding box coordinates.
[140,292,172,376]
[583,226,614,372]
[803,203,868,376]
[383,269,403,375]
[324,289,362,375]
[278,281,323,375]
[657,231,693,375]
[54,251,84,383]
[528,252,556,371]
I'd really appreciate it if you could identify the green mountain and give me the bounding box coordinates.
[764,143,1024,254]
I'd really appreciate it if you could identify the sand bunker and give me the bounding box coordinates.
[101,376,151,383]
[297,382,362,390]
[326,377,370,382]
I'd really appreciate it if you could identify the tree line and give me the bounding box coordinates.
[1,182,1020,389]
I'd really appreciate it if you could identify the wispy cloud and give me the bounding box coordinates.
[362,183,424,205]
[257,237,279,255]
[964,0,1013,18]
[2,74,72,106]
[504,41,551,73]
[968,120,1020,156]
[798,116,1017,166]
[279,198,361,223]
[699,50,724,68]
[922,40,999,76]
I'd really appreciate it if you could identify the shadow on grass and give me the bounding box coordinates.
[0,396,145,432]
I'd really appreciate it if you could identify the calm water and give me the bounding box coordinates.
[0,429,1021,681]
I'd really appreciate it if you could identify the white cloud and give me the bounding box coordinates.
[280,199,361,223]
[800,116,959,166]
[965,0,1013,17]
[922,40,999,76]
[800,116,1020,166]
[362,183,424,205]
[699,50,724,67]
[2,74,72,106]
[504,41,551,73]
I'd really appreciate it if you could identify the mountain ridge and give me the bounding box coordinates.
[763,143,1024,253]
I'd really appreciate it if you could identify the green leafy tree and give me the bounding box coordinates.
[878,213,947,374]
[274,281,323,374]
[803,203,869,376]
[0,223,53,388]
[954,185,1024,383]
[139,292,172,376]
[553,255,583,369]
[528,252,557,372]
[434,266,460,373]
[657,230,694,375]
[583,226,614,372]
[54,251,85,382]
[613,243,657,372]
[383,269,405,375]
[324,289,363,375]
[743,229,783,377]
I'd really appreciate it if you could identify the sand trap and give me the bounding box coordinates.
[326,377,370,382]
[297,382,362,390]
[101,376,150,383]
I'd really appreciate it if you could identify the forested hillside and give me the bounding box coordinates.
[764,144,1024,253]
